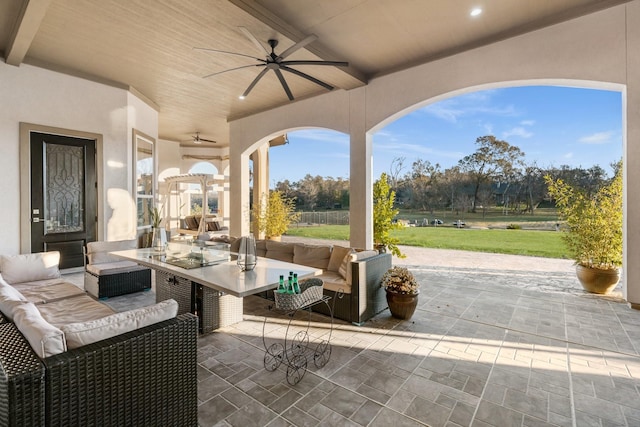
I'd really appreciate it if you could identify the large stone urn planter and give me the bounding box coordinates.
[386,290,419,320]
[576,264,621,294]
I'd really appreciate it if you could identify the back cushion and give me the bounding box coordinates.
[0,275,28,321]
[328,246,353,272]
[12,302,67,358]
[61,299,179,349]
[0,251,61,284]
[184,216,199,230]
[87,240,137,264]
[265,240,294,262]
[293,244,331,270]
[256,240,267,257]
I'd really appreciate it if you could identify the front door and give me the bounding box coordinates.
[30,132,97,269]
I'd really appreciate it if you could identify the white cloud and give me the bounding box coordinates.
[578,131,614,145]
[520,120,535,126]
[503,127,533,138]
[563,152,574,159]
[420,92,519,124]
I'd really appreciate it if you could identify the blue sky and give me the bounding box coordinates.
[266,85,623,186]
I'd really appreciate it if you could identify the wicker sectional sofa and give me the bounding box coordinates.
[0,251,197,427]
[218,237,392,324]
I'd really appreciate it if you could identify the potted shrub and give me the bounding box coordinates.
[252,191,300,240]
[373,173,405,258]
[544,162,622,294]
[381,266,419,319]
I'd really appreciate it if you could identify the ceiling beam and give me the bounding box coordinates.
[228,0,367,85]
[5,0,51,66]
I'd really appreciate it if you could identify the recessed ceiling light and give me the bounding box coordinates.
[238,95,245,100]
[470,8,482,17]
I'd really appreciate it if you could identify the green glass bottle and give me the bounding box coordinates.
[277,275,286,293]
[287,275,294,294]
[293,273,300,294]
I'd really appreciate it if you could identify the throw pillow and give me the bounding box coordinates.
[0,251,61,284]
[61,299,179,349]
[338,249,355,279]
[12,302,67,358]
[327,246,353,272]
[0,275,28,321]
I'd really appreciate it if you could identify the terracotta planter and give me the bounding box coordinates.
[266,235,282,242]
[386,290,419,320]
[576,264,621,294]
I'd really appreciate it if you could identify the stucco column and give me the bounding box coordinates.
[251,144,269,238]
[349,87,373,250]
[229,143,251,238]
[625,1,640,309]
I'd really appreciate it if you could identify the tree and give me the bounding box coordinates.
[458,135,525,212]
[403,159,441,212]
[252,191,300,239]
[373,173,404,258]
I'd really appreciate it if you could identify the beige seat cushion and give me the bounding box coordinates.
[317,271,350,294]
[328,246,353,272]
[86,260,148,276]
[0,251,61,285]
[86,240,137,264]
[12,302,67,358]
[61,299,179,349]
[16,281,86,305]
[0,275,28,321]
[38,295,116,328]
[293,244,331,270]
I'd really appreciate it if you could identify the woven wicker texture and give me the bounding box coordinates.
[312,253,391,324]
[274,278,324,311]
[84,268,151,299]
[43,313,198,427]
[195,285,243,334]
[0,323,45,427]
[156,270,193,315]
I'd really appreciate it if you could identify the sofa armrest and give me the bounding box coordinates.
[43,313,198,427]
[350,253,392,324]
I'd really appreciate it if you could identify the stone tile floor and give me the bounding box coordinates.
[66,243,640,426]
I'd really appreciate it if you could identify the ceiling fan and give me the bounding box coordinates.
[195,27,348,101]
[186,132,216,145]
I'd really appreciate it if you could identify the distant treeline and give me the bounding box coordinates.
[271,135,620,216]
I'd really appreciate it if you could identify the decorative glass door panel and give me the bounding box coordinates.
[30,132,96,269]
[44,143,85,234]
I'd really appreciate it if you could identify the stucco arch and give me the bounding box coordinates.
[369,79,625,135]
[229,3,640,308]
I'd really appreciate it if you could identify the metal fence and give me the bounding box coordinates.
[295,211,350,226]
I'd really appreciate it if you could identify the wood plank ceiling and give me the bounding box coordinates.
[0,0,631,146]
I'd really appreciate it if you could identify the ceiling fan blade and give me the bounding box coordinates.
[274,69,294,100]
[194,47,262,61]
[239,26,269,56]
[281,65,334,91]
[199,138,217,143]
[241,67,270,98]
[278,34,318,59]
[281,60,349,67]
[202,64,264,79]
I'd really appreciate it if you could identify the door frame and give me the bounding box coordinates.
[19,122,103,253]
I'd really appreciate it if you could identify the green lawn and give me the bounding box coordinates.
[286,224,570,259]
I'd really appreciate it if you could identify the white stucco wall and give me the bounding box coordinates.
[229,2,640,306]
[0,62,157,252]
